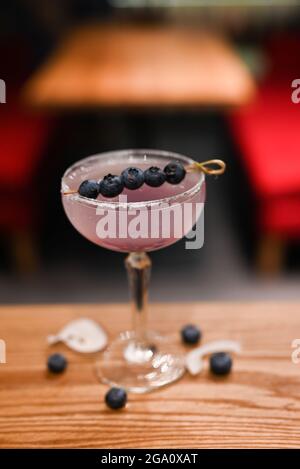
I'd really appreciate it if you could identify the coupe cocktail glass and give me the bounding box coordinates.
[62,149,205,393]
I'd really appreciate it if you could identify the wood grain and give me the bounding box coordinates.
[0,302,300,448]
[23,23,255,108]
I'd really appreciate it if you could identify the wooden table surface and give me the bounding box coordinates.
[0,302,299,449]
[24,23,255,108]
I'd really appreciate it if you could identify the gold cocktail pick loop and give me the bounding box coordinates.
[187,159,226,176]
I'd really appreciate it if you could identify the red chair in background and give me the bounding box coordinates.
[0,42,53,272]
[229,35,300,273]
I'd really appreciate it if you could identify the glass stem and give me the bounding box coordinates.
[125,252,151,344]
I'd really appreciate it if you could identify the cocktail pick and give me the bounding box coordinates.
[47,318,108,353]
[62,158,226,196]
[185,340,241,375]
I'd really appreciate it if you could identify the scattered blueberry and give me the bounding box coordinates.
[121,167,144,190]
[78,180,99,199]
[99,174,124,198]
[210,352,232,376]
[144,166,166,187]
[164,161,186,184]
[47,353,67,374]
[105,387,127,410]
[181,324,202,345]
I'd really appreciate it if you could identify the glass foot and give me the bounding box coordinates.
[96,331,185,393]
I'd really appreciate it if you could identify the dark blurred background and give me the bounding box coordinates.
[1,0,300,304]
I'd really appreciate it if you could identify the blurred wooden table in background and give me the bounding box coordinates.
[24,23,255,108]
[0,302,299,448]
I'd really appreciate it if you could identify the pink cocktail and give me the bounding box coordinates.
[62,149,206,392]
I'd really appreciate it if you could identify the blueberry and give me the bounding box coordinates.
[144,167,166,187]
[105,387,127,410]
[181,324,201,345]
[210,352,232,376]
[99,174,124,198]
[121,167,144,190]
[47,353,67,374]
[78,180,99,199]
[164,161,186,184]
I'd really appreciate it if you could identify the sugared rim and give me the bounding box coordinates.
[61,148,205,209]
